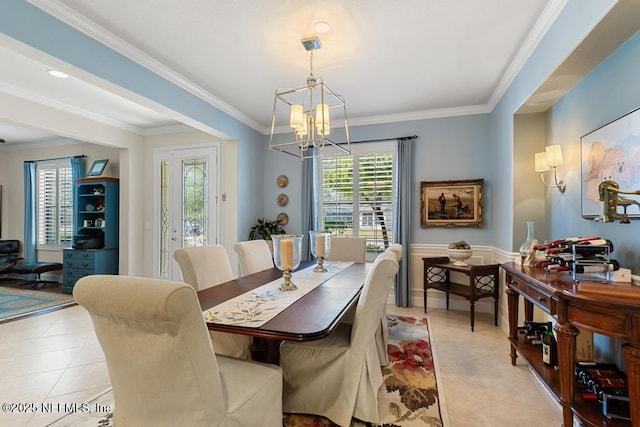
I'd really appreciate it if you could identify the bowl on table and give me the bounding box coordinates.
[447,248,473,266]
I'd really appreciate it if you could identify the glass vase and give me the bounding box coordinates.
[518,219,537,261]
[272,234,304,291]
[309,230,332,272]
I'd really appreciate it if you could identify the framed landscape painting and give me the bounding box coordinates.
[421,179,484,227]
[581,107,640,219]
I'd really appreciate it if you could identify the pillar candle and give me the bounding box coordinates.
[281,239,294,270]
[316,235,325,257]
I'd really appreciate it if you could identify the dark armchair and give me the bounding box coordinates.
[0,240,20,275]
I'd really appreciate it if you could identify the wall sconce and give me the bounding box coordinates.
[534,144,566,193]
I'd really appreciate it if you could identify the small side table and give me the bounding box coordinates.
[422,256,500,331]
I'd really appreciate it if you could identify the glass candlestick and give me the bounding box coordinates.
[309,230,332,272]
[272,234,304,291]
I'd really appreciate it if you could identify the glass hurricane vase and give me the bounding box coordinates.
[272,234,304,291]
[309,230,332,272]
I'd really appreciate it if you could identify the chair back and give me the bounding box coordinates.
[387,243,403,262]
[233,240,274,275]
[74,275,226,426]
[326,237,366,262]
[351,251,398,349]
[173,245,233,291]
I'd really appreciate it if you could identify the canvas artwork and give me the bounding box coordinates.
[581,107,640,218]
[421,179,484,227]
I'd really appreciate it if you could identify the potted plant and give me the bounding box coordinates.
[249,217,286,253]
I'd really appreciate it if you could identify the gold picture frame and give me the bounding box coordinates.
[420,179,484,227]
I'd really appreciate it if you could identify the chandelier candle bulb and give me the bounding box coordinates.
[281,239,294,271]
[290,105,304,129]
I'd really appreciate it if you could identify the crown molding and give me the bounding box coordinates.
[28,0,567,136]
[29,0,264,133]
[486,0,567,110]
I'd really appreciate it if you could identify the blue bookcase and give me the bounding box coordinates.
[62,177,119,294]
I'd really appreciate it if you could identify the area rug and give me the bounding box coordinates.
[0,286,75,322]
[48,315,445,427]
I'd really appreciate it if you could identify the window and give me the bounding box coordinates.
[37,160,73,248]
[319,142,395,258]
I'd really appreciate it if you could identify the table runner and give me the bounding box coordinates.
[203,261,354,327]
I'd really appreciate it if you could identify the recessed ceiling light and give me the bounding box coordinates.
[47,69,69,79]
[314,21,330,33]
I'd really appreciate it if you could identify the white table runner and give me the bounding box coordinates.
[203,261,354,327]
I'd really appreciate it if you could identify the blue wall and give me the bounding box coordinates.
[546,31,640,271]
[0,0,266,241]
[263,113,494,246]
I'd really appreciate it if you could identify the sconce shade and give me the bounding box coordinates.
[535,152,550,172]
[545,145,564,167]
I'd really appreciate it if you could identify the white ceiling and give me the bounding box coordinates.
[0,0,566,146]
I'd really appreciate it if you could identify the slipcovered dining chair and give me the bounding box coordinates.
[74,276,283,427]
[376,243,404,365]
[173,245,252,359]
[280,251,399,426]
[233,240,274,275]
[326,237,366,262]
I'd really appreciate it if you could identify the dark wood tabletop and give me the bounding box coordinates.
[198,261,371,342]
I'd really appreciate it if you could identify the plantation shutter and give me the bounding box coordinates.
[320,142,395,258]
[37,160,73,247]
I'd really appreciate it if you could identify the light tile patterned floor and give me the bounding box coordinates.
[0,304,563,426]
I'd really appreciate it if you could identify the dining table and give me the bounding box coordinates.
[197,260,371,363]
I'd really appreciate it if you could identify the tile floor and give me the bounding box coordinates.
[0,302,564,426]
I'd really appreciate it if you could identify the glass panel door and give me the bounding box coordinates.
[155,146,219,280]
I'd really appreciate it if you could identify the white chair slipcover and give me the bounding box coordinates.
[233,240,274,275]
[325,237,366,262]
[279,251,399,426]
[74,275,283,427]
[173,245,252,359]
[376,243,404,366]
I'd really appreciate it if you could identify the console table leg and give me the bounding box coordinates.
[555,323,579,427]
[506,286,519,366]
[470,302,475,332]
[622,343,640,425]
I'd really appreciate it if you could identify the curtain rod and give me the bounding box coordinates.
[25,154,86,163]
[338,135,417,145]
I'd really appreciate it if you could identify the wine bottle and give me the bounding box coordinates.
[573,260,620,274]
[590,377,629,402]
[575,362,620,385]
[545,239,613,255]
[533,237,599,252]
[542,322,558,366]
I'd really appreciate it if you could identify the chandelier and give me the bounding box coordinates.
[269,36,350,159]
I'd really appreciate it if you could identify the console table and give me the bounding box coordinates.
[502,262,640,427]
[422,256,500,331]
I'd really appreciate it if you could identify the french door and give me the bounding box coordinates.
[154,146,219,280]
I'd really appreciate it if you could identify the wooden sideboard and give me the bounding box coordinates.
[502,262,640,427]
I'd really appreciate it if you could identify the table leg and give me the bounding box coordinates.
[555,322,579,427]
[622,343,640,425]
[506,286,519,366]
[470,301,475,332]
[251,338,282,364]
[424,286,427,314]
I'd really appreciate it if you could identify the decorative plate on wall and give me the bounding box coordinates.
[277,175,289,188]
[277,194,289,207]
[277,212,289,226]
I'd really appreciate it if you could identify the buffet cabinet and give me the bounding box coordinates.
[62,248,119,294]
[502,262,640,427]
